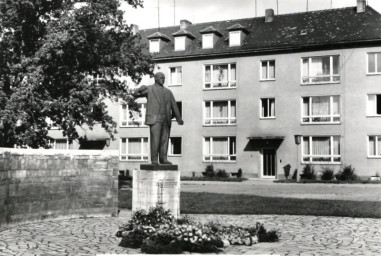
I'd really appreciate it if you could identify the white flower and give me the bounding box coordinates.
[251,235,258,244]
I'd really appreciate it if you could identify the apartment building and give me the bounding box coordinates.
[50,1,381,179]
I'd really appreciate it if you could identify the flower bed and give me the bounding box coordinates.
[274,179,381,184]
[116,206,279,254]
[181,176,248,182]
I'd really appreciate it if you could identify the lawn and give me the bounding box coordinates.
[181,176,247,182]
[118,190,381,218]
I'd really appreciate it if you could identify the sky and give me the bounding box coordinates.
[121,0,381,29]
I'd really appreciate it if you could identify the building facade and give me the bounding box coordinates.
[52,1,381,179]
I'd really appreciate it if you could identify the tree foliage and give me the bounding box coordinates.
[0,0,153,148]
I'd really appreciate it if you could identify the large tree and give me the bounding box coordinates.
[0,0,153,148]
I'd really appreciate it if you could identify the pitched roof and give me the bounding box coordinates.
[199,26,223,36]
[172,29,197,39]
[146,32,171,41]
[139,6,381,60]
[226,23,249,33]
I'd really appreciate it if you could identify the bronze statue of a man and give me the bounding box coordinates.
[133,72,184,165]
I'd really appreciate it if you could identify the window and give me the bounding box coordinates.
[368,136,381,157]
[92,72,105,85]
[302,55,340,84]
[172,102,182,120]
[229,31,241,47]
[204,100,236,125]
[367,94,381,116]
[302,96,340,123]
[169,67,182,86]
[46,117,59,129]
[202,34,213,49]
[203,137,236,162]
[302,136,341,163]
[168,137,182,156]
[175,36,185,51]
[260,60,275,80]
[120,138,148,161]
[49,139,73,150]
[204,63,236,89]
[120,103,146,127]
[260,98,275,118]
[367,53,381,74]
[149,39,160,53]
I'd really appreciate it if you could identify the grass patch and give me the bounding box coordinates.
[274,179,381,184]
[118,190,381,218]
[119,177,247,190]
[181,177,248,182]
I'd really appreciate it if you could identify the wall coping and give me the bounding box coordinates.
[0,147,119,157]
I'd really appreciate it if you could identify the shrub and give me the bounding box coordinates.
[180,176,247,182]
[237,168,242,178]
[202,164,215,177]
[320,167,335,181]
[216,169,229,178]
[291,169,297,180]
[255,223,280,243]
[335,165,357,181]
[300,164,316,180]
[283,165,291,180]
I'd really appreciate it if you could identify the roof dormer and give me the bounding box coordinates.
[172,29,196,51]
[226,24,249,47]
[147,32,171,53]
[199,26,223,49]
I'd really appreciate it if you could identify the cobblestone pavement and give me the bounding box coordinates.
[0,211,380,255]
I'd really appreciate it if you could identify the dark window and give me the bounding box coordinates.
[169,137,182,155]
[172,101,182,119]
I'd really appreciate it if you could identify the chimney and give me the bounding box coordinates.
[131,24,139,35]
[357,0,366,13]
[265,9,274,23]
[180,19,192,30]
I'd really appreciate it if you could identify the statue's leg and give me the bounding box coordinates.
[159,124,171,164]
[150,123,162,165]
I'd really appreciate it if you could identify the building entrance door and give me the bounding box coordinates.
[262,148,276,178]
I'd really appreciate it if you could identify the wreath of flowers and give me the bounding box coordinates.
[116,206,279,254]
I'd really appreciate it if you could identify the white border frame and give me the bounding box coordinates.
[300,95,341,124]
[168,136,183,157]
[119,103,147,128]
[367,135,381,158]
[202,136,237,163]
[259,98,276,119]
[120,137,149,162]
[301,135,342,164]
[203,99,237,126]
[300,55,341,85]
[366,52,381,75]
[203,62,237,90]
[259,60,276,81]
[168,66,183,86]
[260,147,277,179]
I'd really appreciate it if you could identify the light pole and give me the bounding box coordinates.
[294,135,301,182]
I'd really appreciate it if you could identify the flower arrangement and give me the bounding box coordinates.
[116,206,279,254]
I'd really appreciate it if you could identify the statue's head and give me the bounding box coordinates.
[154,72,165,86]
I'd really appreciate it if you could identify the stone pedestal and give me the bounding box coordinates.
[133,164,180,218]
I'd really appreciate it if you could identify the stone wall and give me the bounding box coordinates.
[0,148,119,231]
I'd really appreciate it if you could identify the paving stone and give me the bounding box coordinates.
[1,212,381,255]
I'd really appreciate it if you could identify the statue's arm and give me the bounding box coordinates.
[170,92,184,125]
[132,85,148,98]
